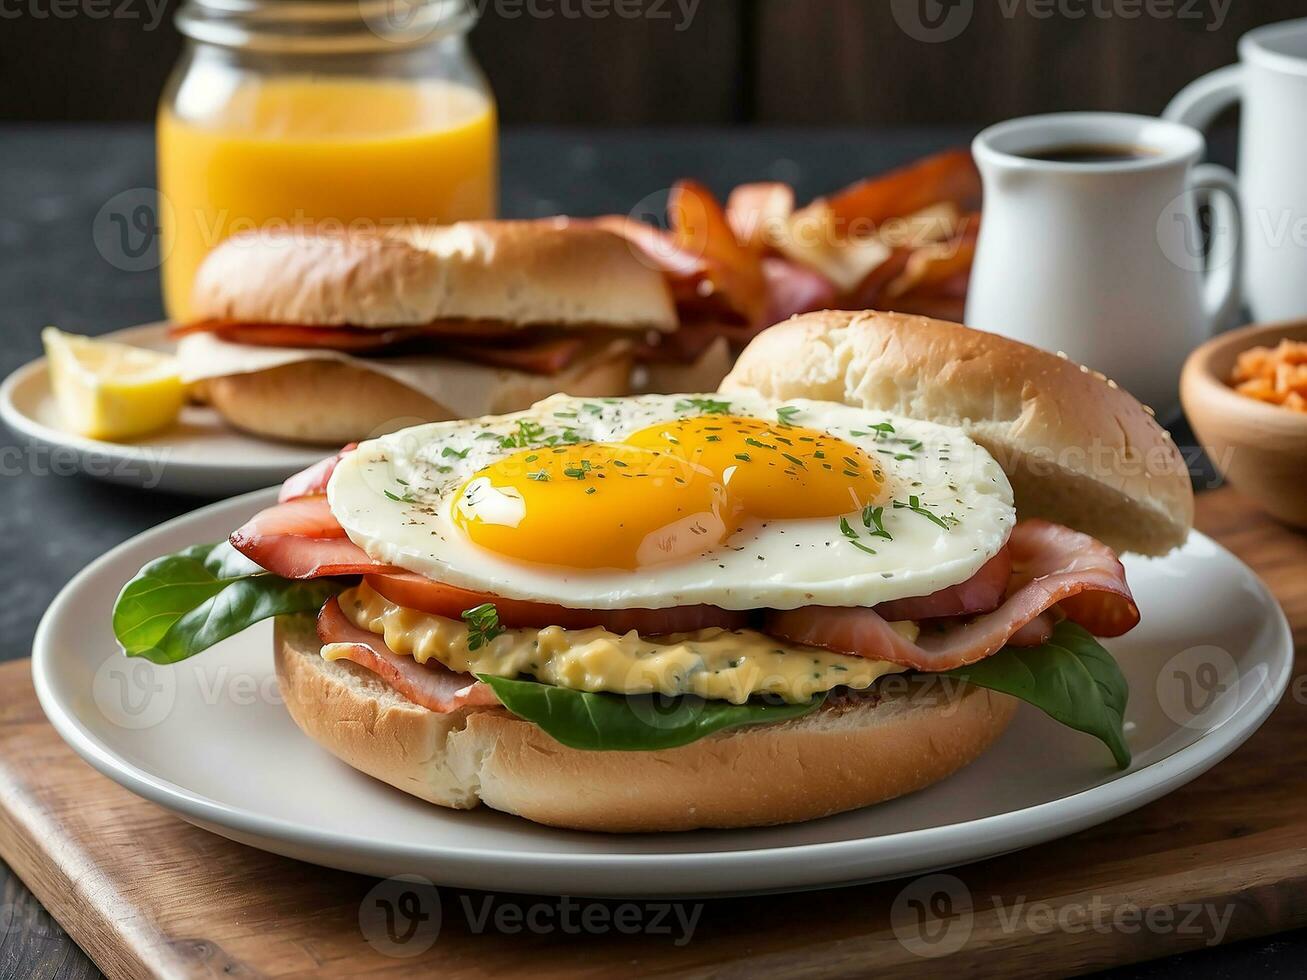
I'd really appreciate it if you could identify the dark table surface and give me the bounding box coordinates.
[1,123,1301,979]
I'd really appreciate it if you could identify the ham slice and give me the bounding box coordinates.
[317,598,496,713]
[442,335,586,375]
[173,321,585,375]
[765,519,1139,671]
[230,495,401,578]
[278,445,356,503]
[873,547,1012,622]
[173,319,532,347]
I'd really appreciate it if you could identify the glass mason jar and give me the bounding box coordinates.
[158,0,498,321]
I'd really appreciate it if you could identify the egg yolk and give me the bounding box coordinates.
[453,416,883,570]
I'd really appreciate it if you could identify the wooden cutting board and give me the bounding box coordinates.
[1,486,1304,979]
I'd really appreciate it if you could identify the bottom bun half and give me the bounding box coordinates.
[274,614,1017,833]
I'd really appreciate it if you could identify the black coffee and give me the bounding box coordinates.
[1019,143,1157,164]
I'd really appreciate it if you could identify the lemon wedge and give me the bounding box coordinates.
[42,327,184,441]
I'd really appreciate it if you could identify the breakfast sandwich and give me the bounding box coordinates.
[173,220,733,445]
[114,310,1191,832]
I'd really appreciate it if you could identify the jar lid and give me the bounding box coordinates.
[176,0,477,52]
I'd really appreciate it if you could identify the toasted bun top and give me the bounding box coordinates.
[721,310,1193,556]
[189,220,678,333]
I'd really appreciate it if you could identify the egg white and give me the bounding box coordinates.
[327,393,1016,611]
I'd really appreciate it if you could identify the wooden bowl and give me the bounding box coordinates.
[1181,320,1307,528]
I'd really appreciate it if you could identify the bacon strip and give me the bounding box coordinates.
[230,495,401,578]
[317,598,497,713]
[765,520,1139,671]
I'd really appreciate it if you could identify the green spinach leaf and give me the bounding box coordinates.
[477,674,824,751]
[112,541,344,664]
[945,622,1131,768]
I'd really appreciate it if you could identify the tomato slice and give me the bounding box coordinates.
[365,572,748,635]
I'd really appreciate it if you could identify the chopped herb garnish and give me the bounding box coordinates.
[734,452,751,462]
[441,445,470,459]
[462,603,503,651]
[527,471,549,482]
[776,406,801,425]
[782,452,806,469]
[499,420,547,449]
[384,489,415,503]
[839,516,878,555]
[861,505,892,539]
[894,495,954,530]
[674,397,732,415]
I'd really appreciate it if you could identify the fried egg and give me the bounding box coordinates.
[327,393,1015,610]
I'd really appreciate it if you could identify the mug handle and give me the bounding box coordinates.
[1163,63,1244,129]
[1189,163,1242,334]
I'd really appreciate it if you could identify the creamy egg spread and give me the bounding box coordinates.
[327,583,910,704]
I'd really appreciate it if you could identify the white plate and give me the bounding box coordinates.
[33,491,1293,898]
[0,323,325,496]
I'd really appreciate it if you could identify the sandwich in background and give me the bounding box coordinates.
[174,219,734,445]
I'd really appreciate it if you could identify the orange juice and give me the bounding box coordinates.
[158,77,497,321]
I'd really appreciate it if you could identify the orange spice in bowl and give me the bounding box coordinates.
[1230,339,1307,411]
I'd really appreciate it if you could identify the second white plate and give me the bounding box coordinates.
[0,323,325,496]
[32,491,1294,897]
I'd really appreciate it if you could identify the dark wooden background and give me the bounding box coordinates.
[2,0,1303,125]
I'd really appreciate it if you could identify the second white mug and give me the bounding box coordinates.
[1165,17,1307,323]
[965,112,1240,417]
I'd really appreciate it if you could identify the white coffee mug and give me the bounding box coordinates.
[966,112,1240,417]
[1165,17,1307,323]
